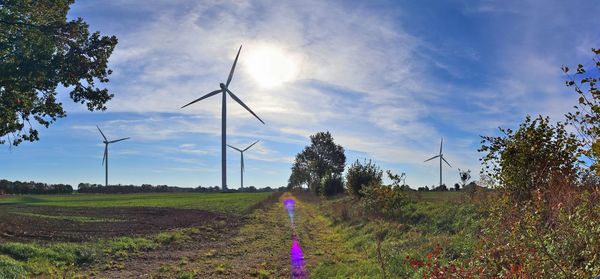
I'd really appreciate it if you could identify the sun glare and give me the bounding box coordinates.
[244,44,299,88]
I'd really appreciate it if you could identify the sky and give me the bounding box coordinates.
[2,0,600,189]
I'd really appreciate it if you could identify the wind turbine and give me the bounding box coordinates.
[181,45,265,191]
[424,138,452,188]
[97,126,130,187]
[227,140,259,189]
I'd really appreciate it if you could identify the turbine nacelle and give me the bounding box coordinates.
[219,83,226,90]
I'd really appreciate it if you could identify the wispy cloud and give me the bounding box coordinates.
[8,0,600,188]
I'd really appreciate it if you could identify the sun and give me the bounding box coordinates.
[244,44,300,88]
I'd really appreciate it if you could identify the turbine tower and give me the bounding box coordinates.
[424,138,452,188]
[97,126,130,187]
[181,45,265,190]
[227,140,259,189]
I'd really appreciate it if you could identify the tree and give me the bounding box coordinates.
[458,168,471,189]
[479,115,581,201]
[288,131,346,194]
[0,0,118,145]
[563,48,600,174]
[346,159,382,197]
[321,174,344,196]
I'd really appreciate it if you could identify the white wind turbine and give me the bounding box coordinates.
[227,140,259,189]
[181,45,265,190]
[97,126,130,187]
[424,138,452,188]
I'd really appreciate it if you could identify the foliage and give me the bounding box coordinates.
[0,179,72,194]
[431,184,448,191]
[320,174,344,196]
[563,47,600,174]
[0,0,118,145]
[386,170,406,187]
[479,115,581,201]
[288,131,346,194]
[405,246,484,278]
[0,192,272,214]
[0,242,98,276]
[155,228,199,245]
[472,187,600,278]
[345,159,383,197]
[359,181,410,219]
[458,169,471,188]
[318,191,481,278]
[0,255,25,279]
[106,237,158,257]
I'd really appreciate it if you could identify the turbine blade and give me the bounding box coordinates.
[227,144,243,152]
[109,137,130,144]
[243,140,260,151]
[97,125,107,141]
[440,138,443,154]
[227,89,265,124]
[241,154,244,172]
[442,156,452,168]
[102,145,107,166]
[181,89,222,109]
[424,155,440,162]
[226,45,242,88]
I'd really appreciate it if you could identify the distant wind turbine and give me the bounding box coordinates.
[181,45,265,191]
[227,140,260,189]
[424,138,452,188]
[97,126,130,187]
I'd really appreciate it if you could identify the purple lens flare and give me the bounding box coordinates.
[291,234,308,278]
[283,198,295,226]
[283,198,308,278]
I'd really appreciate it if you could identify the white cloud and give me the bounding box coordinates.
[51,0,600,188]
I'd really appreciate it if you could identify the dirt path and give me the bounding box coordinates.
[88,192,369,278]
[182,192,369,278]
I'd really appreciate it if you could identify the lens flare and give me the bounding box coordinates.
[284,198,307,278]
[291,234,308,278]
[283,198,295,226]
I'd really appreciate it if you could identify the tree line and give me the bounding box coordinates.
[0,179,72,194]
[0,179,283,195]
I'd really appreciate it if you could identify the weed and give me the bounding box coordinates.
[0,255,25,279]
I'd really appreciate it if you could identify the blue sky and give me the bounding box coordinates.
[3,0,600,188]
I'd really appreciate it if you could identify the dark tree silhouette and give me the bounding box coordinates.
[0,0,118,145]
[288,131,346,194]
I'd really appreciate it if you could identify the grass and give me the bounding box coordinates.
[0,228,204,277]
[0,192,272,213]
[11,212,123,223]
[309,192,482,278]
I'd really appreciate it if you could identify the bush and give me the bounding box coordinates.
[321,174,344,196]
[346,160,383,197]
[479,115,580,202]
[473,187,600,278]
[360,181,410,219]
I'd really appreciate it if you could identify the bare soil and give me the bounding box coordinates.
[0,205,240,242]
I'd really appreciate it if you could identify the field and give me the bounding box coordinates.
[0,190,483,278]
[0,192,271,213]
[0,189,594,278]
[0,192,277,278]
